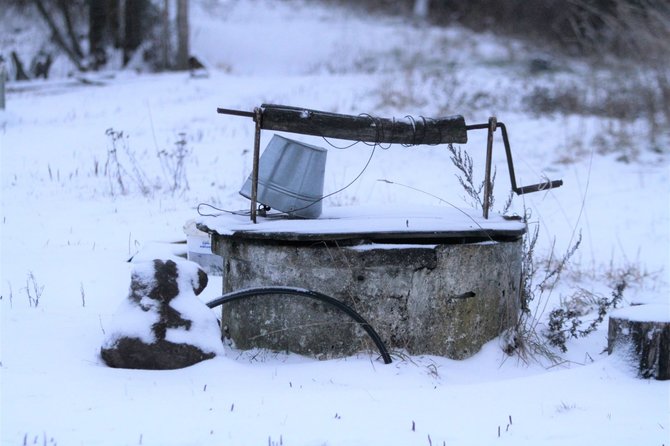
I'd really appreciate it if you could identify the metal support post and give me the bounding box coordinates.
[250,107,263,223]
[482,116,497,219]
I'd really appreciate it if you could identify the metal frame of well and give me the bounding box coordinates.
[205,104,563,364]
[216,104,563,222]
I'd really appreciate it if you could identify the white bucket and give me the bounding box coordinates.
[184,220,223,275]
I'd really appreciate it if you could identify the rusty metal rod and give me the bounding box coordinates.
[482,117,497,219]
[470,120,564,198]
[250,107,263,223]
[496,122,563,195]
[498,122,519,193]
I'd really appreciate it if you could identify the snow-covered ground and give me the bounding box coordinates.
[1,1,669,445]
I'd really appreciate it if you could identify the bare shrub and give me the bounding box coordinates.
[524,85,583,117]
[525,72,664,121]
[103,128,192,197]
[157,132,191,195]
[447,144,512,214]
[524,68,669,160]
[590,121,638,163]
[501,217,583,363]
[24,272,44,308]
[374,62,502,117]
[545,278,626,353]
[104,128,153,196]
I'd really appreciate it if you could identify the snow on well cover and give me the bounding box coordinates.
[199,204,526,238]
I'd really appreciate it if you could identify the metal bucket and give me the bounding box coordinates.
[240,134,327,218]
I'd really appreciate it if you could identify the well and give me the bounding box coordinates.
[199,205,525,360]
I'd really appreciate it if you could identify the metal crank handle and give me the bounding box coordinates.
[216,107,255,118]
[515,179,563,195]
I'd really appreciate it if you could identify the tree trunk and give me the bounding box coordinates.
[31,0,85,71]
[608,305,670,380]
[113,0,124,49]
[90,0,124,69]
[176,0,189,70]
[161,0,170,70]
[57,0,84,60]
[413,0,430,19]
[11,51,30,81]
[0,59,6,109]
[89,0,107,68]
[123,0,146,65]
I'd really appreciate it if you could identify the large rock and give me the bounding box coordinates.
[101,258,224,370]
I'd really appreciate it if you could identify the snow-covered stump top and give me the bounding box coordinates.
[608,304,670,380]
[101,258,224,370]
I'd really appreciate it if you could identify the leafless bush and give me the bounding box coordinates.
[24,272,44,308]
[524,68,670,159]
[6,281,14,308]
[447,144,512,214]
[104,128,153,196]
[103,128,192,197]
[526,70,669,118]
[590,121,639,163]
[505,225,643,360]
[375,67,501,117]
[501,217,582,363]
[157,132,191,195]
[524,85,583,117]
[545,277,626,353]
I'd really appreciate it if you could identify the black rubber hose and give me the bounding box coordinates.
[206,286,392,364]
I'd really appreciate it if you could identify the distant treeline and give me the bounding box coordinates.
[331,0,669,62]
[6,0,190,76]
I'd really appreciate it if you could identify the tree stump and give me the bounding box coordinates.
[608,304,670,380]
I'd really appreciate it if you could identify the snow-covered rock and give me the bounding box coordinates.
[101,258,224,369]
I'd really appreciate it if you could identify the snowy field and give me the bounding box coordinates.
[1,1,669,445]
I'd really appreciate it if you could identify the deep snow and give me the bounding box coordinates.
[1,1,669,445]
